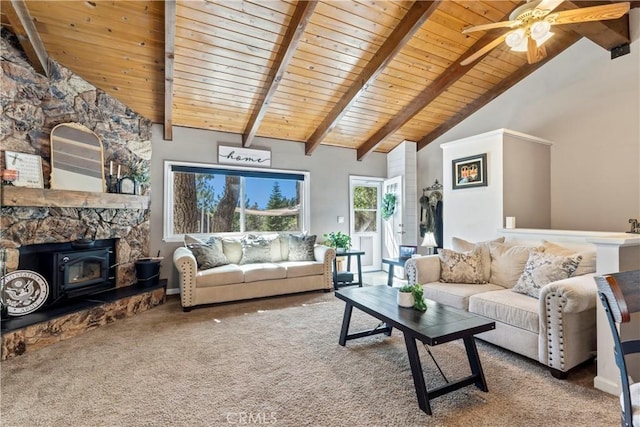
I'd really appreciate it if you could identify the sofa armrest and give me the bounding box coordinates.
[314,245,336,290]
[538,273,598,373]
[404,255,440,285]
[173,246,197,309]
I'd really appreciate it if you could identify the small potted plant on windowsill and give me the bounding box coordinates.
[323,231,352,253]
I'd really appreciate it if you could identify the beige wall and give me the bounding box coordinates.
[418,9,640,233]
[149,125,386,291]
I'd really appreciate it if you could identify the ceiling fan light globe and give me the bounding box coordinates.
[530,20,551,41]
[505,28,526,48]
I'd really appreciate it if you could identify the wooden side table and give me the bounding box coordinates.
[382,257,409,286]
[332,250,365,290]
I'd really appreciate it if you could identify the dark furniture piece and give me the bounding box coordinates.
[332,250,365,290]
[594,270,640,427]
[382,257,409,286]
[335,285,495,415]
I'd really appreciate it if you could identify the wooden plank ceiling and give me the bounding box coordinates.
[1,1,633,159]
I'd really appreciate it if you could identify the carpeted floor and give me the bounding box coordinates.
[1,290,618,427]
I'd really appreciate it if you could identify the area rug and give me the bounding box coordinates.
[1,291,618,426]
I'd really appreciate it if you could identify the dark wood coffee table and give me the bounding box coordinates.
[335,285,495,415]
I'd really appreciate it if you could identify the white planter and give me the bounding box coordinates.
[397,291,414,308]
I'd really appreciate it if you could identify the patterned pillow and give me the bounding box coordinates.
[239,234,273,264]
[540,240,595,276]
[452,236,506,282]
[288,234,317,261]
[512,252,582,298]
[438,248,485,284]
[185,235,229,269]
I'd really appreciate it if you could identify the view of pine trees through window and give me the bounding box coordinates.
[172,171,301,234]
[353,186,378,232]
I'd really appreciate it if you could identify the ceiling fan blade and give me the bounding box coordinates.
[526,36,547,64]
[462,20,517,34]
[551,2,630,25]
[535,0,565,16]
[460,33,508,66]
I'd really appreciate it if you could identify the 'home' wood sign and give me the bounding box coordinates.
[218,145,271,168]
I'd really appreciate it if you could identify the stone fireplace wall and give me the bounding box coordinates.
[1,30,152,287]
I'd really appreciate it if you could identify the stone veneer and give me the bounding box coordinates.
[0,30,152,286]
[1,287,166,360]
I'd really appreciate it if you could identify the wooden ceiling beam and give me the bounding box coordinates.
[5,0,49,77]
[164,0,176,141]
[242,1,318,148]
[355,9,515,161]
[304,0,442,156]
[416,32,583,151]
[559,1,630,51]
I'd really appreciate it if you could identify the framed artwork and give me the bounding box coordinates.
[3,151,44,188]
[452,153,487,189]
[398,245,417,259]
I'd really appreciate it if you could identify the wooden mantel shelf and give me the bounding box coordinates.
[1,186,150,210]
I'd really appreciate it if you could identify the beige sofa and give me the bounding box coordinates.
[405,237,598,378]
[174,234,336,311]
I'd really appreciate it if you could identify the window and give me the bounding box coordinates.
[164,161,310,241]
[353,185,378,232]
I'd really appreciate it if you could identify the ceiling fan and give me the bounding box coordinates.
[460,0,630,66]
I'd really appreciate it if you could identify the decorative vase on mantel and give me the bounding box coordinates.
[397,290,414,308]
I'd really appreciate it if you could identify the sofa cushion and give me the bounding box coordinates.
[240,263,287,282]
[452,236,505,282]
[196,264,244,287]
[469,289,539,334]
[222,237,243,264]
[281,261,324,278]
[288,234,317,261]
[422,282,505,311]
[512,252,582,299]
[439,248,485,284]
[184,235,229,269]
[489,243,539,288]
[541,240,596,276]
[240,235,274,264]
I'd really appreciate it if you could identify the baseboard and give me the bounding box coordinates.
[166,287,180,296]
[594,375,620,396]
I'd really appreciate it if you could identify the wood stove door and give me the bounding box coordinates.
[58,249,110,298]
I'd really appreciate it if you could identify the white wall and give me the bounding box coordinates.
[418,9,640,233]
[149,124,386,291]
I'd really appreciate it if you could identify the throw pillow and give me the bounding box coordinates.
[438,248,485,284]
[288,234,317,261]
[451,236,506,282]
[184,235,229,269]
[540,240,596,276]
[512,252,582,298]
[239,234,273,264]
[489,242,538,288]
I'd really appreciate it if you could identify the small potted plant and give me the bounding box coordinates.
[323,231,351,253]
[397,284,427,311]
[127,158,150,195]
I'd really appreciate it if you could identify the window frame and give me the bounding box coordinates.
[163,160,311,242]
